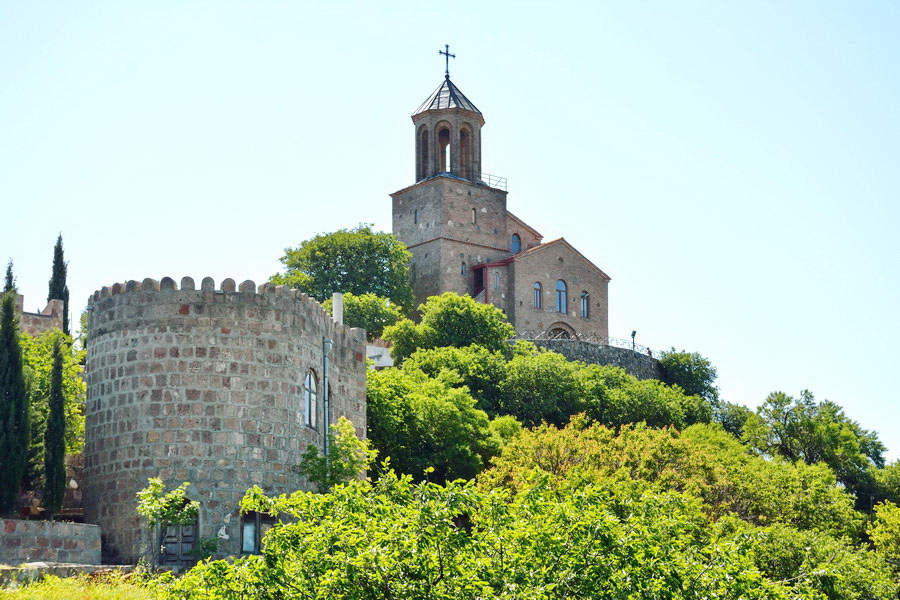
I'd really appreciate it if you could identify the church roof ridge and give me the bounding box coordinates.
[413,77,481,116]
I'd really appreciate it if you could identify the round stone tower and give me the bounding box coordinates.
[83,276,366,564]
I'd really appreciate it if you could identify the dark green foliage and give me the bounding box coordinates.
[20,329,86,489]
[271,224,414,313]
[47,235,70,335]
[382,293,515,363]
[402,344,507,415]
[321,292,402,341]
[498,348,585,426]
[366,367,499,482]
[742,390,885,508]
[0,291,29,513]
[714,400,754,437]
[658,348,719,404]
[42,338,66,513]
[3,259,14,293]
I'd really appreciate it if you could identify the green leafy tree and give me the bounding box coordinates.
[868,501,900,570]
[164,472,896,600]
[383,292,515,363]
[3,259,14,293]
[296,416,377,492]
[322,292,402,341]
[42,338,67,513]
[402,344,507,415]
[714,400,754,437]
[498,348,586,426]
[582,363,712,430]
[366,367,499,481]
[742,390,885,507]
[481,418,863,539]
[658,348,719,404]
[874,460,900,505]
[48,234,71,336]
[271,224,414,313]
[0,290,29,514]
[20,329,86,487]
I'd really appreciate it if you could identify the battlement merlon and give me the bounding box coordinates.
[86,276,366,342]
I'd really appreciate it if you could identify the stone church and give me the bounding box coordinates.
[391,73,610,340]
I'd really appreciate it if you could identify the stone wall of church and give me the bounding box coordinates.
[508,248,609,340]
[83,277,366,563]
[531,339,663,381]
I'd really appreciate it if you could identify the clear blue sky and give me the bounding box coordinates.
[2,2,898,459]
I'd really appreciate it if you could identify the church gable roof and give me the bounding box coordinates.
[414,78,481,115]
[507,211,543,241]
[513,238,612,281]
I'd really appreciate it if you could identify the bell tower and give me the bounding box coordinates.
[391,48,509,310]
[412,77,485,182]
[412,45,485,182]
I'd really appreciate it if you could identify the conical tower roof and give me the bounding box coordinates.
[413,77,481,115]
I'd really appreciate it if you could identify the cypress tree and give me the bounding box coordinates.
[48,235,70,336]
[43,338,66,514]
[3,260,13,293]
[0,291,29,514]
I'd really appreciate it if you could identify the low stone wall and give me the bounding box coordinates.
[1,520,101,565]
[531,340,663,381]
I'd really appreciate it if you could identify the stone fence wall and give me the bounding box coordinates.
[1,520,101,565]
[531,339,663,380]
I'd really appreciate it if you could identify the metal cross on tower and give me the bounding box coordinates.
[439,44,455,79]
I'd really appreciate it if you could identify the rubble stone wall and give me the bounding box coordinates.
[531,339,663,381]
[1,520,101,565]
[83,277,367,563]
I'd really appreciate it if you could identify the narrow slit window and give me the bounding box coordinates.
[533,282,542,308]
[580,291,589,318]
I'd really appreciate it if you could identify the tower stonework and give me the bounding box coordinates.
[393,76,611,340]
[83,277,366,564]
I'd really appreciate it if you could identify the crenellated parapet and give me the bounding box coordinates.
[83,277,367,564]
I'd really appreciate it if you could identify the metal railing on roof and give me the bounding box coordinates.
[480,172,507,191]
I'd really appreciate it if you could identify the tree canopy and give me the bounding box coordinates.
[383,293,515,363]
[164,470,897,600]
[48,234,70,336]
[0,291,29,513]
[742,390,885,506]
[659,348,719,404]
[271,224,414,312]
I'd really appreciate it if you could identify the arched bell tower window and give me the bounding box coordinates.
[555,280,567,314]
[438,126,451,173]
[511,234,521,254]
[460,126,472,179]
[416,125,430,181]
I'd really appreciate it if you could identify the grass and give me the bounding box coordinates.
[1,573,159,600]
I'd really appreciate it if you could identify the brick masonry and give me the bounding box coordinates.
[531,339,663,381]
[1,519,101,565]
[83,276,367,563]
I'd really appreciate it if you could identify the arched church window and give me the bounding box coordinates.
[438,126,451,172]
[511,234,521,254]
[555,280,567,314]
[460,261,467,275]
[533,282,542,308]
[304,370,318,429]
[471,208,477,224]
[494,272,500,290]
[580,291,589,318]
[414,209,419,224]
